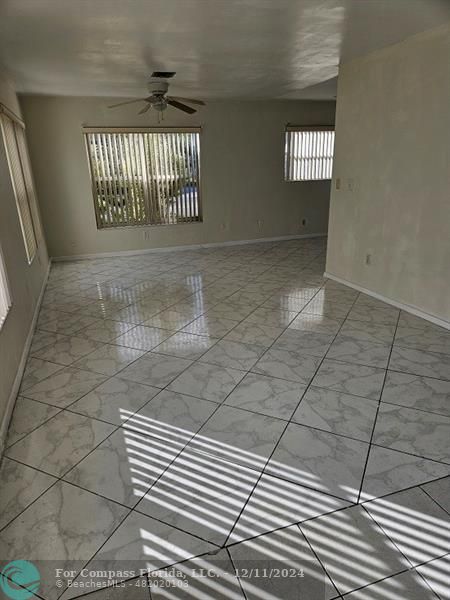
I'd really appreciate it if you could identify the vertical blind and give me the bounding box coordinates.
[84,128,202,228]
[0,111,38,263]
[285,126,335,181]
[0,244,11,329]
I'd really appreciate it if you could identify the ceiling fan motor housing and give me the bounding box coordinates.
[148,80,169,96]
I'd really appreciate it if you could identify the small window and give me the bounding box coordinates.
[0,244,11,330]
[285,126,335,181]
[84,128,202,228]
[0,110,38,263]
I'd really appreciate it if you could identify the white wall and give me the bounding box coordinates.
[20,97,335,258]
[0,70,49,450]
[326,24,450,324]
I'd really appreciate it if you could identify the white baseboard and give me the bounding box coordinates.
[324,272,450,331]
[52,233,328,261]
[0,260,51,456]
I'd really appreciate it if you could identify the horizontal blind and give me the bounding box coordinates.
[0,114,37,263]
[0,245,11,329]
[285,127,335,181]
[85,130,202,228]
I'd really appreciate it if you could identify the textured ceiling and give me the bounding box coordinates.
[0,0,449,99]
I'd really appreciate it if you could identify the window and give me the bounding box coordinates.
[285,126,335,181]
[0,108,38,263]
[84,128,202,228]
[0,244,11,329]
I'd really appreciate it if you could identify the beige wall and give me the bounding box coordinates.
[20,97,335,258]
[326,24,450,324]
[0,70,49,448]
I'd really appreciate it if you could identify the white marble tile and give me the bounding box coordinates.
[200,339,266,371]
[40,312,100,336]
[6,410,116,477]
[273,329,335,357]
[327,337,391,368]
[74,344,146,376]
[339,319,396,344]
[415,555,450,600]
[293,387,378,442]
[22,366,107,408]
[302,298,352,319]
[30,330,66,354]
[64,427,179,507]
[188,404,286,472]
[421,476,450,513]
[168,362,245,403]
[382,371,450,416]
[143,309,197,331]
[77,319,135,342]
[19,358,64,392]
[289,313,343,335]
[252,347,321,384]
[300,505,409,596]
[6,396,61,447]
[119,352,193,387]
[181,314,240,337]
[124,390,218,451]
[229,473,350,543]
[229,525,338,600]
[312,359,386,400]
[137,446,260,545]
[373,403,450,463]
[347,305,400,325]
[360,446,450,502]
[0,481,127,600]
[32,335,104,366]
[365,487,450,566]
[89,510,215,574]
[153,331,218,359]
[149,549,246,600]
[113,325,172,350]
[69,377,160,425]
[266,422,369,502]
[225,372,306,420]
[395,323,450,356]
[0,458,56,530]
[389,346,450,381]
[343,569,440,599]
[224,321,284,348]
[245,306,298,327]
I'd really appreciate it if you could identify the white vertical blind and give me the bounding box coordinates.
[285,126,335,181]
[0,113,38,263]
[84,129,202,228]
[0,244,11,329]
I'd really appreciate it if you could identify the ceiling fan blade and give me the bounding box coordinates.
[168,96,205,106]
[167,99,196,114]
[108,97,149,109]
[138,103,152,115]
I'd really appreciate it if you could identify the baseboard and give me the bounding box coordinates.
[324,272,450,331]
[51,233,328,261]
[0,259,51,456]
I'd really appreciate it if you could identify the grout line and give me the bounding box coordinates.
[356,309,401,504]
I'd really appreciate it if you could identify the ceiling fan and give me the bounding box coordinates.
[108,72,205,115]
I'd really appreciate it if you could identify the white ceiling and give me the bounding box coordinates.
[0,0,449,100]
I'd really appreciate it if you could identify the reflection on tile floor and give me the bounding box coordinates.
[1,238,449,599]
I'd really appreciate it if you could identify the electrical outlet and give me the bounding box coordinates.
[335,178,341,190]
[347,178,354,192]
[143,231,151,241]
[301,218,307,227]
[257,219,264,229]
[365,253,372,266]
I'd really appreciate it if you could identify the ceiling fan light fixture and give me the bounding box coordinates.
[152,98,168,112]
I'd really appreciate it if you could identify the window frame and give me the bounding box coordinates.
[83,127,203,230]
[284,125,335,183]
[0,103,38,264]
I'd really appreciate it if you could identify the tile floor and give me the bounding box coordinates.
[0,238,449,600]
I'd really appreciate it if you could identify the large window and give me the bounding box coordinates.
[84,128,202,228]
[0,107,38,263]
[285,126,335,181]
